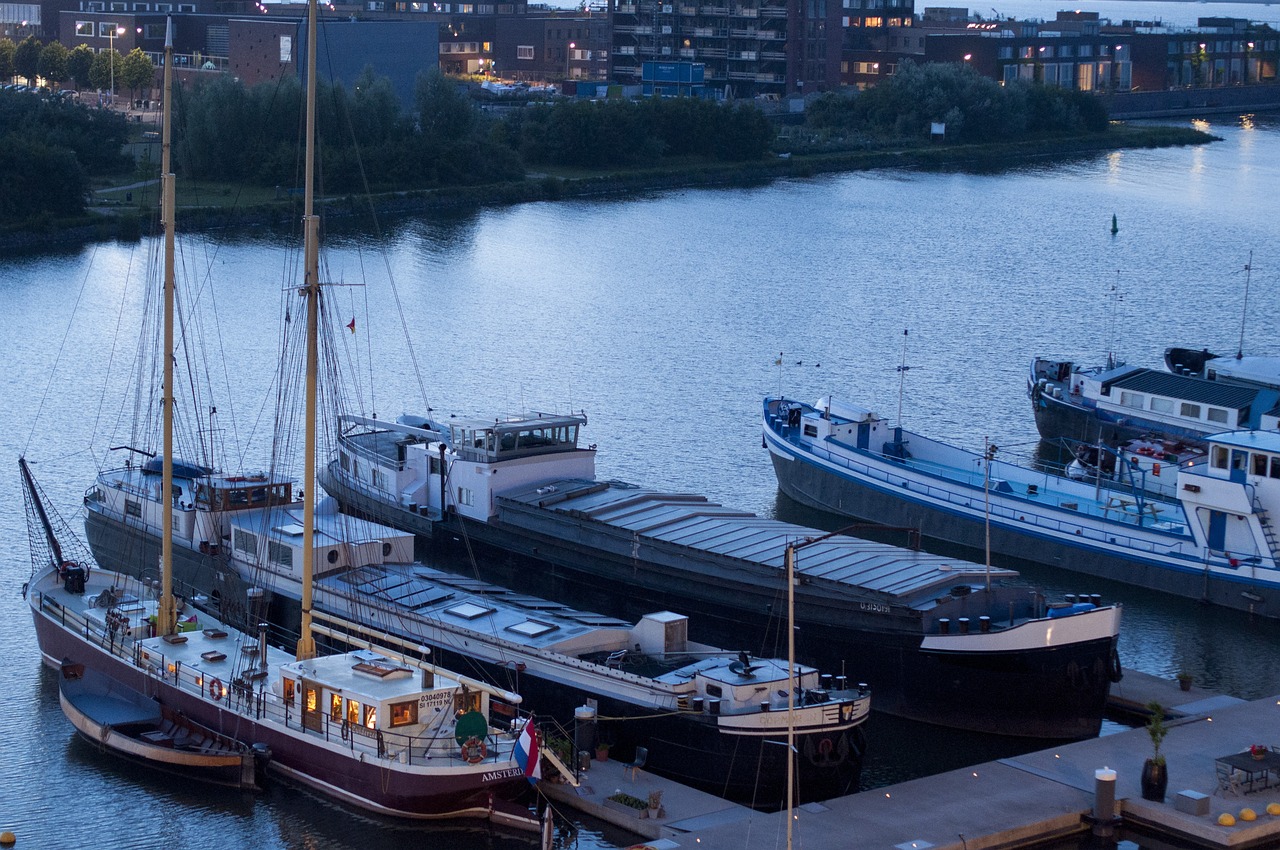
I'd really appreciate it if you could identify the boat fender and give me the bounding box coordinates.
[461,736,487,763]
[1218,813,1236,826]
[1240,808,1257,822]
[209,677,223,700]
[1108,647,1123,683]
[341,720,350,742]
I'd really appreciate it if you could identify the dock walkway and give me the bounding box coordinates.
[543,671,1280,849]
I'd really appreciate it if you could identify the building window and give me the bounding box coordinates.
[76,21,95,36]
[517,45,534,60]
[1207,407,1229,424]
[1181,402,1201,418]
[99,22,120,37]
[280,35,293,62]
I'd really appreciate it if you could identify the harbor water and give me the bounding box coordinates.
[4,112,1280,848]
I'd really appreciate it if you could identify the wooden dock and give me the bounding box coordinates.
[540,670,1280,849]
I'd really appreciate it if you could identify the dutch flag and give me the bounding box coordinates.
[514,720,541,785]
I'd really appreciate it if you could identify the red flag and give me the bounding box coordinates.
[347,317,356,334]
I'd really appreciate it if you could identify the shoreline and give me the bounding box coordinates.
[1,124,1214,253]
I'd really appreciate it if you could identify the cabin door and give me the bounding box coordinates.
[857,423,870,450]
[300,679,323,733]
[1207,510,1227,551]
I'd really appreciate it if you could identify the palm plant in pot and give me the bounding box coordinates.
[1141,701,1169,802]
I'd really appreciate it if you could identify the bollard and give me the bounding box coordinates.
[1092,767,1117,838]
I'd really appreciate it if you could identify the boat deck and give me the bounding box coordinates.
[497,479,1020,608]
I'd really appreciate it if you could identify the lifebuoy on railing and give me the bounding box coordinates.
[460,736,487,763]
[341,720,350,742]
[209,677,223,700]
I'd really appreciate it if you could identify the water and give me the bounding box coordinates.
[5,113,1280,847]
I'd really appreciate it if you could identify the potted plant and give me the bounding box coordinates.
[647,789,664,818]
[1176,671,1193,692]
[595,741,611,762]
[1141,701,1169,802]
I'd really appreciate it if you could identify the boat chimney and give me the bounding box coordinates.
[820,673,832,690]
[835,675,847,690]
[1090,593,1102,607]
[958,617,970,634]
[938,617,950,634]
[1065,593,1077,604]
[258,622,269,671]
[979,615,991,633]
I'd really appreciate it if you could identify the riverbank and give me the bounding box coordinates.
[1,123,1213,252]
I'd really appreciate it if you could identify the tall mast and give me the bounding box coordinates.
[157,17,177,637]
[296,0,320,661]
[785,542,796,850]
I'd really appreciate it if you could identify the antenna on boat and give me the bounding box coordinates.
[896,330,910,427]
[1236,250,1253,360]
[983,438,994,592]
[1103,278,1122,371]
[156,15,178,638]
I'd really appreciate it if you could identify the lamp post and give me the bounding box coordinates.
[108,25,125,104]
[565,40,575,82]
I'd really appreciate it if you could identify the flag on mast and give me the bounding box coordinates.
[347,317,356,334]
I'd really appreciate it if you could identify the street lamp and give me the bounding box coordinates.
[566,41,575,82]
[109,25,125,104]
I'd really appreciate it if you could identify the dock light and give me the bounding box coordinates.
[972,771,979,777]
[963,54,972,61]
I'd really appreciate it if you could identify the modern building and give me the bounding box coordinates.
[495,8,610,82]
[609,0,846,99]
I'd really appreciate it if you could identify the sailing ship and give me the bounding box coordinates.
[763,394,1280,617]
[23,10,536,826]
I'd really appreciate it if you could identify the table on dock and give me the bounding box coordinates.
[1215,750,1280,793]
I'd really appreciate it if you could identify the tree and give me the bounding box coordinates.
[38,41,69,88]
[0,38,16,84]
[415,68,474,146]
[120,48,155,102]
[14,35,41,86]
[0,134,88,222]
[67,44,94,91]
[88,48,123,94]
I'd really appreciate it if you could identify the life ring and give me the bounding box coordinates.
[1108,647,1123,683]
[59,560,77,580]
[208,677,223,699]
[460,736,487,764]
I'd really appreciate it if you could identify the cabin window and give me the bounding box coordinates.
[125,499,142,518]
[1254,454,1269,476]
[340,451,350,472]
[1232,451,1248,471]
[1207,407,1229,424]
[234,528,256,556]
[705,683,722,698]
[330,693,343,720]
[364,705,377,729]
[347,698,361,724]
[390,700,418,727]
[803,423,818,437]
[456,486,473,507]
[1212,446,1229,469]
[1181,402,1202,418]
[305,686,319,713]
[429,456,441,475]
[372,468,386,490]
[1150,398,1174,414]
[268,540,293,570]
[455,690,481,715]
[283,678,296,704]
[1119,391,1144,409]
[1271,458,1280,480]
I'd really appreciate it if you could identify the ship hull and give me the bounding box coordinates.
[31,581,532,825]
[320,466,1116,740]
[765,418,1280,618]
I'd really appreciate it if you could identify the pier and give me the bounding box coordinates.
[542,670,1280,849]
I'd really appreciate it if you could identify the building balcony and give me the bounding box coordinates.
[729,28,758,37]
[698,46,727,57]
[679,4,697,13]
[732,5,759,15]
[616,2,636,11]
[700,5,728,13]
[759,6,786,16]
[761,50,785,60]
[694,27,728,37]
[680,47,696,57]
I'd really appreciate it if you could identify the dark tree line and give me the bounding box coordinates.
[807,60,1108,144]
[173,68,773,190]
[0,90,128,224]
